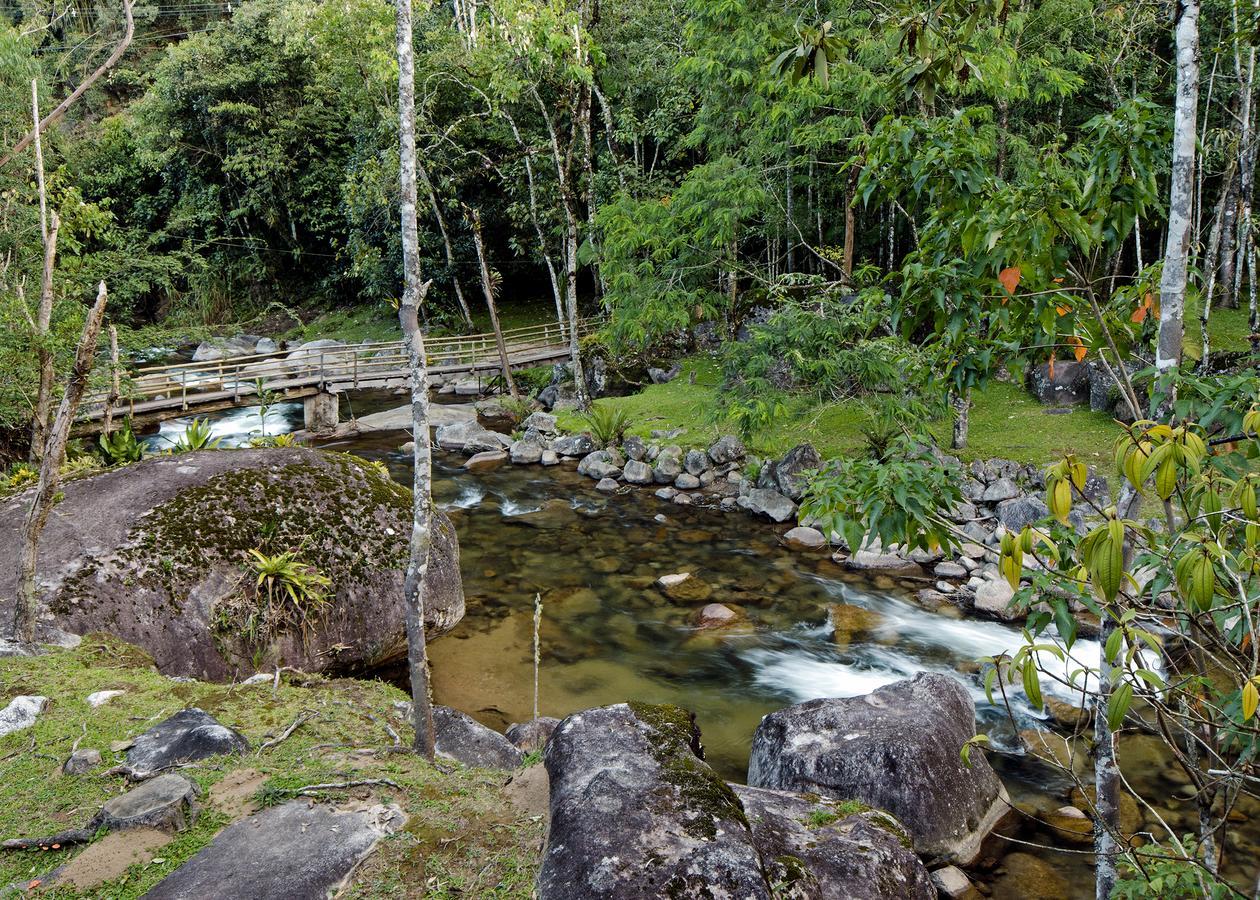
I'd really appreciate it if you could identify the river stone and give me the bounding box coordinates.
[436,420,504,453]
[510,439,545,465]
[577,450,621,480]
[144,800,405,900]
[595,477,619,493]
[980,478,1020,503]
[465,450,508,472]
[988,851,1069,900]
[623,459,654,485]
[523,411,558,434]
[747,673,1009,864]
[656,572,712,602]
[0,449,464,680]
[505,717,561,752]
[830,603,882,649]
[935,561,968,579]
[683,449,710,476]
[63,748,103,775]
[0,696,47,738]
[99,773,199,832]
[844,545,921,575]
[674,472,700,490]
[672,492,693,506]
[741,488,796,523]
[653,453,682,484]
[732,784,934,899]
[434,706,524,770]
[654,486,677,501]
[553,433,596,457]
[759,443,822,500]
[538,703,769,900]
[540,449,560,466]
[708,434,745,465]
[974,578,1017,619]
[995,495,1049,531]
[692,603,742,629]
[623,435,647,461]
[931,865,981,900]
[782,526,826,550]
[124,709,248,780]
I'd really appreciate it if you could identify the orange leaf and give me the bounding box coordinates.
[1055,304,1072,316]
[1131,292,1153,323]
[1048,356,1056,380]
[1067,335,1088,362]
[998,266,1021,296]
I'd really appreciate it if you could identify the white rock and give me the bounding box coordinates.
[0,695,47,737]
[974,578,1017,619]
[241,674,272,686]
[86,689,126,709]
[931,865,976,900]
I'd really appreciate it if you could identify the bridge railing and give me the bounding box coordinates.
[81,316,602,423]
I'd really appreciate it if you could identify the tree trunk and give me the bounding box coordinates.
[467,206,519,400]
[1094,614,1122,900]
[1156,0,1200,376]
[951,389,970,450]
[12,283,108,645]
[395,0,436,761]
[419,164,473,326]
[1219,164,1240,308]
[29,79,58,465]
[1234,4,1258,347]
[103,325,120,435]
[843,165,858,277]
[785,160,795,274]
[1199,174,1229,370]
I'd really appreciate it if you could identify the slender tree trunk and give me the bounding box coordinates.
[395,0,436,761]
[996,98,1009,181]
[12,282,108,645]
[1234,9,1258,347]
[843,166,858,278]
[419,164,473,326]
[29,79,59,465]
[505,114,565,329]
[467,206,519,400]
[951,389,970,450]
[103,325,120,435]
[1199,176,1229,370]
[1156,0,1200,377]
[1094,614,1122,900]
[1220,163,1240,308]
[785,160,795,274]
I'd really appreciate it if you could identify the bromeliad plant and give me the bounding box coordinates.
[169,418,222,453]
[98,421,145,466]
[215,549,332,646]
[987,412,1260,896]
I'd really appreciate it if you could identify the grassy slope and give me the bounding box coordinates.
[1184,295,1253,360]
[557,357,1123,467]
[0,636,541,899]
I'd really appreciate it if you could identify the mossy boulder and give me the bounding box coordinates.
[538,702,769,899]
[0,448,463,680]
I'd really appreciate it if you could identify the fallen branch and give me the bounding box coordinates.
[1,827,94,852]
[295,778,401,796]
[257,710,318,754]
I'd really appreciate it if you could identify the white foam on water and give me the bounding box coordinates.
[500,496,544,516]
[146,402,302,450]
[442,485,486,510]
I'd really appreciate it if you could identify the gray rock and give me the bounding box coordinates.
[0,695,46,738]
[674,472,701,490]
[523,411,558,434]
[124,709,249,780]
[510,439,545,465]
[698,469,716,488]
[254,337,277,354]
[995,495,1050,532]
[622,435,647,461]
[759,444,822,500]
[436,420,505,453]
[98,773,199,832]
[577,450,622,480]
[648,363,682,384]
[733,784,935,899]
[708,435,746,465]
[845,545,921,575]
[653,453,683,484]
[540,449,560,466]
[539,704,769,899]
[1027,359,1091,406]
[464,450,508,473]
[683,449,710,476]
[505,717,561,752]
[549,433,592,456]
[747,673,1009,864]
[782,526,827,550]
[434,706,524,770]
[931,865,979,900]
[935,561,968,579]
[464,429,514,454]
[622,459,654,485]
[655,487,678,501]
[144,800,405,900]
[980,478,1020,503]
[672,492,693,506]
[974,578,1017,619]
[596,477,620,493]
[741,488,796,523]
[63,748,103,775]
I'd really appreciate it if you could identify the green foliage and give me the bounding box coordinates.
[4,462,36,492]
[168,418,222,453]
[219,548,332,645]
[581,403,633,448]
[98,422,145,466]
[798,436,962,555]
[248,433,300,448]
[1112,837,1234,899]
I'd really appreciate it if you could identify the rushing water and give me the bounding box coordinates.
[154,400,1260,896]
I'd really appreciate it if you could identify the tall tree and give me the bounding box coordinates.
[1155,0,1201,380]
[395,0,436,761]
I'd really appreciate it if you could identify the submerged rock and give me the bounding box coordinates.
[144,800,405,900]
[747,673,1009,864]
[0,449,465,681]
[733,784,934,899]
[538,703,769,899]
[125,709,249,780]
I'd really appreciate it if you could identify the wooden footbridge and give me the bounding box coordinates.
[77,318,600,433]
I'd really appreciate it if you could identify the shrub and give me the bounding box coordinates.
[98,422,145,466]
[581,404,632,448]
[169,418,221,453]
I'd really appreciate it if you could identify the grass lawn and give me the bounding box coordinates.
[557,357,1123,468]
[1184,294,1253,360]
[0,635,542,898]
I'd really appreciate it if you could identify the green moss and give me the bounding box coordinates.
[0,641,543,898]
[626,701,748,842]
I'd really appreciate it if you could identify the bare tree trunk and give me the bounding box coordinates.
[467,206,519,400]
[0,0,135,170]
[419,164,473,326]
[785,160,795,274]
[1156,0,1200,377]
[396,0,436,761]
[12,283,108,645]
[1199,175,1230,370]
[103,325,120,435]
[843,166,858,278]
[1233,0,1259,347]
[1219,163,1240,308]
[29,79,59,465]
[951,389,970,450]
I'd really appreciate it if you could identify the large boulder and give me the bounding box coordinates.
[539,703,769,899]
[733,784,935,899]
[436,420,511,454]
[124,709,249,780]
[0,449,464,681]
[747,673,1008,864]
[740,488,796,523]
[1027,360,1091,406]
[433,706,525,770]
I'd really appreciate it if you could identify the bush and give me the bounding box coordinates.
[98,422,145,466]
[581,404,632,448]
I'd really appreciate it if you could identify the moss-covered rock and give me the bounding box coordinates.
[0,448,463,680]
